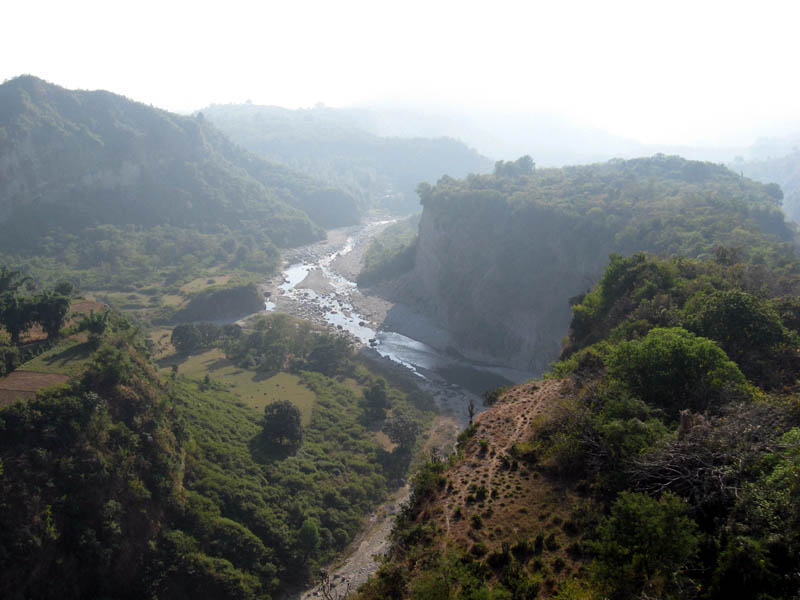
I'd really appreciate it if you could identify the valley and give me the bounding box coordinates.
[1,68,800,600]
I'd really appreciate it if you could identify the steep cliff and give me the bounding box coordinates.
[396,155,796,372]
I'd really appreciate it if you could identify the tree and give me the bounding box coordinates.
[382,413,421,451]
[33,291,70,339]
[262,400,303,449]
[363,378,389,421]
[494,155,535,177]
[53,281,75,297]
[687,290,786,361]
[0,266,32,294]
[588,491,698,599]
[171,323,202,354]
[298,518,321,560]
[306,334,351,377]
[609,327,750,418]
[0,293,36,344]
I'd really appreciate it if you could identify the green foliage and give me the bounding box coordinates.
[531,252,800,598]
[224,314,353,378]
[412,154,798,372]
[0,267,72,343]
[298,517,322,559]
[0,304,433,598]
[609,327,751,417]
[171,322,240,355]
[588,492,698,600]
[494,155,535,178]
[0,76,328,256]
[32,290,70,338]
[363,377,390,421]
[686,289,794,386]
[261,399,303,450]
[358,216,419,286]
[0,334,183,599]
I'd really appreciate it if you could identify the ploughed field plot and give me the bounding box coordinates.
[164,348,318,424]
[0,370,70,408]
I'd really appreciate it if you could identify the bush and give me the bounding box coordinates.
[608,327,751,418]
[588,491,698,599]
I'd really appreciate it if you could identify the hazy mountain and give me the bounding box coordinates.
[201,103,493,214]
[363,106,755,166]
[730,133,800,222]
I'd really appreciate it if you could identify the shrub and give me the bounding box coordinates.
[588,491,698,599]
[608,327,751,418]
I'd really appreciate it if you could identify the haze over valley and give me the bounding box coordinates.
[2,2,800,599]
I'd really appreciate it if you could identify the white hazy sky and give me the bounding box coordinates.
[4,0,800,145]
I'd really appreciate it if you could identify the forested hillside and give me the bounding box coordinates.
[0,75,361,255]
[396,154,796,372]
[202,103,492,214]
[0,308,434,599]
[359,251,800,599]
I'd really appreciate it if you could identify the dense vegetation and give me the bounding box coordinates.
[202,103,492,214]
[0,309,434,599]
[357,216,419,286]
[363,251,800,599]
[0,266,73,375]
[0,77,342,245]
[0,76,370,304]
[401,154,797,371]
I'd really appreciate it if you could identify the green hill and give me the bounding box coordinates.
[394,154,797,372]
[0,76,361,253]
[0,311,433,599]
[735,150,800,222]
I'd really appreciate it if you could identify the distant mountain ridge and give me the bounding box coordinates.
[733,137,800,222]
[0,76,362,252]
[201,103,493,214]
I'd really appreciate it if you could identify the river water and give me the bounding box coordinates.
[269,221,533,423]
[271,221,534,598]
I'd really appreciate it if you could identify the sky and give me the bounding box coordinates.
[4,0,800,146]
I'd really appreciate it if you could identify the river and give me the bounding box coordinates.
[267,220,534,598]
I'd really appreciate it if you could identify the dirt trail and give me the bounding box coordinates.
[437,379,567,543]
[293,415,460,599]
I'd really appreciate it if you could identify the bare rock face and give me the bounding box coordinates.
[395,200,611,373]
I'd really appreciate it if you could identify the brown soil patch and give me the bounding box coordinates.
[408,378,593,592]
[17,299,106,343]
[0,371,69,408]
[437,380,569,545]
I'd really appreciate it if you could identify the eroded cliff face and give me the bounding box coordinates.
[396,199,613,373]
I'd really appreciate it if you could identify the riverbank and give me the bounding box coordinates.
[266,220,534,599]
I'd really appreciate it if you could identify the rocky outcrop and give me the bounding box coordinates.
[173,283,264,322]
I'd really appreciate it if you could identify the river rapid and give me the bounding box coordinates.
[268,220,534,598]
